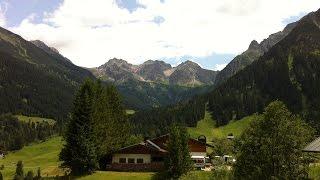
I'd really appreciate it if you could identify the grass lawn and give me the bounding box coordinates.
[15,115,56,125]
[188,111,256,141]
[0,136,64,179]
[309,164,320,179]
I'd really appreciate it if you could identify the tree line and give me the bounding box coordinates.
[0,114,57,152]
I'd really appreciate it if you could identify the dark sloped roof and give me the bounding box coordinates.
[303,137,320,153]
[116,142,166,155]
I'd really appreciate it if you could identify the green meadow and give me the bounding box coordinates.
[15,115,56,125]
[188,111,256,141]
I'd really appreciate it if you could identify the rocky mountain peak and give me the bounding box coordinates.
[106,58,131,66]
[178,60,201,69]
[248,40,261,51]
[142,60,172,68]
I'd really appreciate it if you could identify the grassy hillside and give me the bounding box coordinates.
[0,136,63,179]
[15,115,56,125]
[188,111,256,141]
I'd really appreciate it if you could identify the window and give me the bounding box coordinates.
[152,157,164,162]
[119,158,126,163]
[128,158,135,164]
[137,158,144,164]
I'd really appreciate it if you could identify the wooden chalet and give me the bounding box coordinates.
[107,134,213,171]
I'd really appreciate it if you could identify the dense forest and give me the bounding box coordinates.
[0,114,57,152]
[117,80,213,110]
[130,97,206,137]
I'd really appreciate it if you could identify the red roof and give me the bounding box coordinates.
[115,134,209,154]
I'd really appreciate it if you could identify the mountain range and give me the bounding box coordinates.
[0,7,319,127]
[91,58,218,87]
[131,8,320,136]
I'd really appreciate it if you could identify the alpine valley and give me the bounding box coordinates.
[1,2,320,179]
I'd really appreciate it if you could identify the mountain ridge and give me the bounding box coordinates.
[91,58,219,87]
[215,21,297,85]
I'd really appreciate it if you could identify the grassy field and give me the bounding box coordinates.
[308,164,320,179]
[0,136,64,179]
[15,115,56,125]
[188,111,256,141]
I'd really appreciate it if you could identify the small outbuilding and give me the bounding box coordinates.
[303,137,320,153]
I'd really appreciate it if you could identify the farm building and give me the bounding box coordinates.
[107,134,213,171]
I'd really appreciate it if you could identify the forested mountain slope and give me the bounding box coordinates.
[0,27,94,120]
[131,8,320,136]
[214,22,297,85]
[208,9,320,128]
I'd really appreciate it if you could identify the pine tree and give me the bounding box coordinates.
[59,80,98,175]
[92,82,131,168]
[165,125,192,178]
[179,126,193,174]
[0,171,3,180]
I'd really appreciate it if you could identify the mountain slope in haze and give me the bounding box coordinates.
[92,58,218,87]
[117,80,214,109]
[207,8,320,128]
[30,40,72,63]
[215,22,297,85]
[0,27,94,120]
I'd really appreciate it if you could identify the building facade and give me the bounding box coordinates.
[107,134,212,171]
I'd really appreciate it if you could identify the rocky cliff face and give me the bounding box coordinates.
[137,60,172,82]
[215,22,297,85]
[92,59,218,86]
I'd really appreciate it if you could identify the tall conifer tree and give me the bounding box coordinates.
[59,80,97,175]
[92,82,130,168]
[165,125,192,178]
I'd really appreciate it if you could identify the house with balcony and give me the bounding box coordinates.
[107,134,213,171]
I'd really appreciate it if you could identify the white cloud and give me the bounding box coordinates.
[0,1,8,27]
[213,63,228,71]
[8,0,320,67]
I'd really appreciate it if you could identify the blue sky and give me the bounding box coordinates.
[1,0,319,69]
